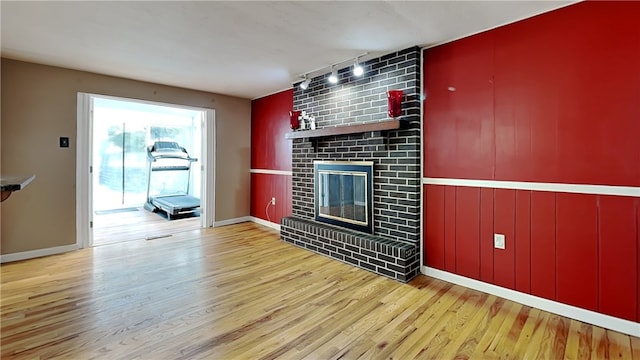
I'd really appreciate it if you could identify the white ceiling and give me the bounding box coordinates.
[1,1,575,100]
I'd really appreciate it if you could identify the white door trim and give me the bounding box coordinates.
[202,109,215,227]
[76,93,93,249]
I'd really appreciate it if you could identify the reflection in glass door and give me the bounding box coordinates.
[94,119,149,210]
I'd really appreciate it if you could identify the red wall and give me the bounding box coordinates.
[250,90,293,224]
[424,2,640,186]
[423,1,640,322]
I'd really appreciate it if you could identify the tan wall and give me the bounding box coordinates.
[1,58,251,255]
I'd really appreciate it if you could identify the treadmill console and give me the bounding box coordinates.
[152,141,181,151]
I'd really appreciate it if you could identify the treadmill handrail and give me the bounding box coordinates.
[151,153,198,162]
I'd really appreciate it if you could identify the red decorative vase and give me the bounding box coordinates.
[290,110,301,130]
[387,90,403,118]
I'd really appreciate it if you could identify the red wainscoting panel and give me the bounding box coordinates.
[250,173,292,224]
[444,186,457,272]
[250,173,269,221]
[285,175,293,219]
[280,174,292,221]
[479,187,495,283]
[423,184,640,321]
[598,196,637,321]
[424,185,445,270]
[556,193,598,311]
[493,189,516,289]
[454,186,481,280]
[530,191,557,301]
[514,190,531,294]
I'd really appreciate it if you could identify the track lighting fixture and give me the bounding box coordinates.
[328,66,338,84]
[299,75,311,90]
[295,53,367,89]
[353,57,363,77]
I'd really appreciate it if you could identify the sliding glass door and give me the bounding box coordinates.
[92,97,202,212]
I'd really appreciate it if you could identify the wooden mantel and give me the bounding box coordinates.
[285,119,400,140]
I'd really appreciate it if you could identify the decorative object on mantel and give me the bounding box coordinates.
[387,89,404,118]
[302,111,314,131]
[290,110,301,130]
[291,110,316,132]
[299,113,307,130]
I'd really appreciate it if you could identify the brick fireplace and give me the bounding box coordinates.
[280,47,421,282]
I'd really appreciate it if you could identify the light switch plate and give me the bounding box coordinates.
[59,137,70,148]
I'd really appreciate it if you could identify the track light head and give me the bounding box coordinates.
[328,66,338,84]
[353,58,363,77]
[300,76,311,90]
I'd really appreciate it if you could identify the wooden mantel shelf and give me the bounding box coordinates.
[285,119,400,140]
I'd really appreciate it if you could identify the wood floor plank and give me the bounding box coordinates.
[606,329,634,359]
[592,326,610,359]
[1,222,637,359]
[631,333,640,359]
[562,319,584,360]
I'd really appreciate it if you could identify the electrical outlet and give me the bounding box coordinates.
[494,233,506,249]
[271,197,276,205]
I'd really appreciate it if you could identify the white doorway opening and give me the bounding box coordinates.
[76,93,215,248]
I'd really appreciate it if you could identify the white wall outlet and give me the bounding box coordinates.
[271,197,276,205]
[494,233,506,249]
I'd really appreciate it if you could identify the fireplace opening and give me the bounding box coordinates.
[314,161,373,234]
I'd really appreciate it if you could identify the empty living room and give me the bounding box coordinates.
[2,1,639,358]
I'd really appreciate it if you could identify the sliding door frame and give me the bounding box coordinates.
[76,93,215,248]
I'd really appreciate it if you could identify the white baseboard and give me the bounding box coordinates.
[214,216,251,227]
[250,216,281,231]
[421,266,640,337]
[1,244,79,263]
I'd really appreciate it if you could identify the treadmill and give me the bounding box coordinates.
[143,141,200,220]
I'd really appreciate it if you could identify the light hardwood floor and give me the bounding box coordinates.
[1,222,638,359]
[92,207,200,246]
